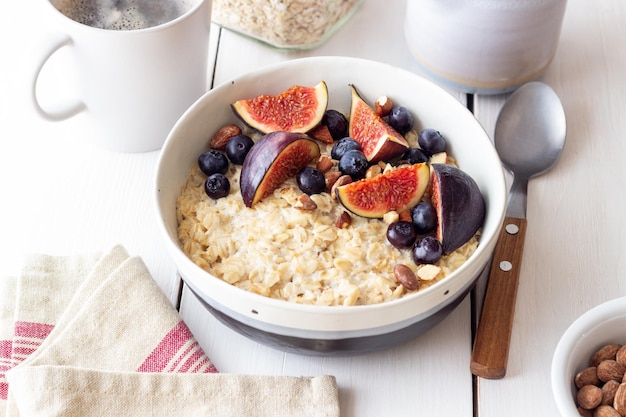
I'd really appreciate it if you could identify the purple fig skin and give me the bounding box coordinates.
[240,131,320,207]
[431,163,486,253]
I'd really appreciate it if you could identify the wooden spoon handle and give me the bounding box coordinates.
[470,216,527,379]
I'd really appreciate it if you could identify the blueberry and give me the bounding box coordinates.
[388,106,414,135]
[296,166,326,195]
[198,150,229,176]
[338,149,369,178]
[322,109,348,140]
[204,173,230,200]
[225,134,254,165]
[412,236,443,264]
[417,129,446,155]
[410,201,438,234]
[386,221,417,249]
[331,137,361,160]
[402,148,430,164]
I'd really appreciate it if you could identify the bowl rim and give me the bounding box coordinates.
[551,296,626,416]
[155,55,507,333]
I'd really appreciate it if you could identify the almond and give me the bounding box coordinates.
[335,210,351,229]
[394,264,418,291]
[309,124,334,144]
[210,124,241,150]
[398,210,412,222]
[316,155,334,172]
[375,95,393,117]
[294,194,317,210]
[324,171,343,191]
[330,174,351,200]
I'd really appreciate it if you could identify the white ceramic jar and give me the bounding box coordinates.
[405,0,568,94]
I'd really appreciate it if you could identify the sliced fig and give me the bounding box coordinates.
[348,85,409,162]
[335,163,430,218]
[240,131,321,207]
[232,81,328,134]
[430,163,486,253]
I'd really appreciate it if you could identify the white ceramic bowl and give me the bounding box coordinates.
[155,56,506,355]
[552,297,626,416]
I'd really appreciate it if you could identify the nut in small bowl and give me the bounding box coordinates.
[552,297,626,416]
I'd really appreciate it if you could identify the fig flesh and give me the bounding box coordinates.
[335,163,430,218]
[240,131,320,207]
[348,85,409,162]
[232,81,328,134]
[430,163,486,253]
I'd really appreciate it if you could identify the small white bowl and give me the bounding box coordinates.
[552,296,626,416]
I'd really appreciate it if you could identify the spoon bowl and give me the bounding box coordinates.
[471,81,566,378]
[496,82,567,180]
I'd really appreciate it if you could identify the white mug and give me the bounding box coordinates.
[405,0,568,95]
[32,0,212,152]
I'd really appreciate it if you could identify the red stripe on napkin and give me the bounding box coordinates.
[14,321,54,340]
[11,321,54,363]
[0,340,11,359]
[1,340,15,400]
[0,381,7,401]
[137,321,217,374]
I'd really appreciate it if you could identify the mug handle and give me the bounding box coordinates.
[31,34,86,121]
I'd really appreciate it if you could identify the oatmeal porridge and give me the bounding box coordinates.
[176,137,479,307]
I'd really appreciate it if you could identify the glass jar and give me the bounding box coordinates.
[212,0,364,49]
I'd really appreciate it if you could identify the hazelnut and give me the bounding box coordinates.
[616,345,626,367]
[598,360,626,383]
[578,385,603,410]
[614,383,626,416]
[602,380,621,405]
[576,367,600,389]
[591,344,622,367]
[594,405,621,417]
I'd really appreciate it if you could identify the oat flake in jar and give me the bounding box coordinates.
[212,0,364,49]
[405,0,568,94]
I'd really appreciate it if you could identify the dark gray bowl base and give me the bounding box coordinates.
[188,284,473,357]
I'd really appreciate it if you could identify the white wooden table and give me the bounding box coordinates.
[1,0,624,415]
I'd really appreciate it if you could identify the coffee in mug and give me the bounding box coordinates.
[52,0,197,30]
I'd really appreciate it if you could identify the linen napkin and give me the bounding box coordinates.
[1,245,340,417]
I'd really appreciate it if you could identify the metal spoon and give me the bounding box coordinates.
[470,82,566,379]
